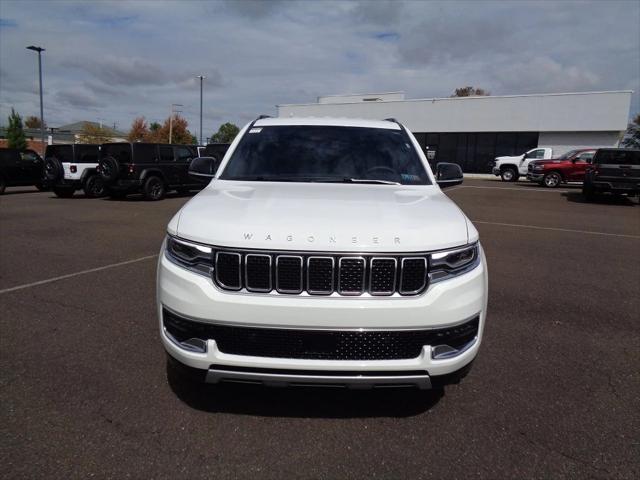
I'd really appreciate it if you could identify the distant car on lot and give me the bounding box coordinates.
[98,143,203,200]
[526,149,596,188]
[202,143,231,162]
[43,144,103,198]
[582,148,640,201]
[492,147,553,182]
[0,148,46,194]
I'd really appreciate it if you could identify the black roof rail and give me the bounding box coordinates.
[257,115,271,120]
[384,117,399,123]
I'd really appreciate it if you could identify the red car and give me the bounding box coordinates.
[526,149,597,188]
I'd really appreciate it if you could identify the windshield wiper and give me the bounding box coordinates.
[225,176,400,185]
[343,178,401,185]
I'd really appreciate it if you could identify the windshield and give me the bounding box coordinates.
[556,150,578,160]
[220,125,431,185]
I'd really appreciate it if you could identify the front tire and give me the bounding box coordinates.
[53,186,75,198]
[582,183,596,201]
[143,176,166,201]
[543,171,562,188]
[83,175,106,198]
[500,167,518,182]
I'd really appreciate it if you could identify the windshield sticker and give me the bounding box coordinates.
[401,173,421,182]
[249,128,262,133]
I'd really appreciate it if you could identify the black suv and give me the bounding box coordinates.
[583,148,640,201]
[202,143,230,162]
[43,144,103,198]
[0,148,46,194]
[98,143,201,200]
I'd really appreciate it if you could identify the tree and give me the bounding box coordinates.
[450,86,490,97]
[145,114,193,144]
[7,108,27,150]
[621,114,640,149]
[24,115,45,129]
[211,122,240,143]
[127,116,150,142]
[77,122,113,144]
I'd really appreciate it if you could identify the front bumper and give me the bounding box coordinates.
[527,172,544,182]
[157,244,488,387]
[492,167,500,176]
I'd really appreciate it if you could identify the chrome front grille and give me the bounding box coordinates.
[212,249,429,296]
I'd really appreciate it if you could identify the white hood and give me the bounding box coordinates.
[170,181,473,252]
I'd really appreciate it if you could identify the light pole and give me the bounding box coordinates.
[196,75,205,145]
[26,45,45,153]
[168,103,183,144]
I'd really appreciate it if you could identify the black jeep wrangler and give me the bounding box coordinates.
[43,144,103,198]
[583,148,640,201]
[98,143,202,200]
[0,148,47,194]
[202,143,231,162]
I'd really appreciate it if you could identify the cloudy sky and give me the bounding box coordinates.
[1,0,638,138]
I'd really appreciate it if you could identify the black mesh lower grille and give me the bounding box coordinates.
[163,309,479,361]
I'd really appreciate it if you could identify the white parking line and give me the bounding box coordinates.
[0,254,158,295]
[455,185,572,193]
[473,220,640,239]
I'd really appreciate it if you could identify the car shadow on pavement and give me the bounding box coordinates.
[167,362,444,418]
[102,191,197,202]
[562,191,638,206]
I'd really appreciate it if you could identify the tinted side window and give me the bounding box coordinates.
[533,149,545,159]
[102,144,131,163]
[174,146,193,162]
[76,145,99,163]
[595,150,640,165]
[159,146,174,162]
[20,151,39,162]
[577,152,594,163]
[133,144,158,164]
[46,145,73,162]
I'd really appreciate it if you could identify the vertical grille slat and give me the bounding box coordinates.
[338,257,366,295]
[215,252,242,290]
[212,249,430,296]
[276,256,303,293]
[369,258,397,295]
[307,257,334,295]
[245,254,272,292]
[400,258,427,295]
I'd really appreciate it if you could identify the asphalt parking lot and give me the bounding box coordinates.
[1,179,639,479]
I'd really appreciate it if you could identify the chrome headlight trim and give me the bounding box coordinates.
[429,242,480,283]
[165,234,213,276]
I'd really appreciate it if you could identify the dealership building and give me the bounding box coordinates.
[277,90,633,172]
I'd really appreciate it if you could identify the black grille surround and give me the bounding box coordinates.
[163,308,480,361]
[211,248,433,296]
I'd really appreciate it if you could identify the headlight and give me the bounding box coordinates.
[533,165,544,171]
[165,234,213,276]
[430,243,480,282]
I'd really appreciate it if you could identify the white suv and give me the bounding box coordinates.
[158,117,488,390]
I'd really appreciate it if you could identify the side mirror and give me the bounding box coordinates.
[436,162,463,188]
[188,156,219,181]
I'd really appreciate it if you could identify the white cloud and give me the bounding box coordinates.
[0,0,638,134]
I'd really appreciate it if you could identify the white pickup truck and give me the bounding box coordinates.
[492,147,553,182]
